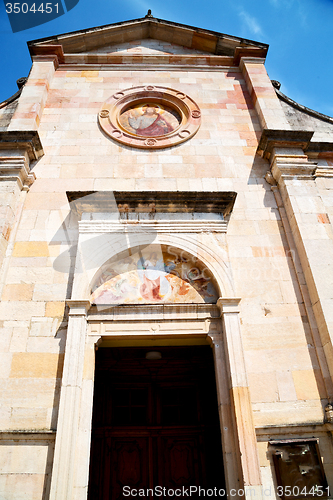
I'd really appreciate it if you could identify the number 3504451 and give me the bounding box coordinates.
[5,3,59,13]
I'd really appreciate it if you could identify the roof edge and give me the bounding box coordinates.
[0,78,27,110]
[275,87,333,125]
[27,15,269,52]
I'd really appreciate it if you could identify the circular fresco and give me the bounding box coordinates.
[98,86,201,149]
[119,103,181,137]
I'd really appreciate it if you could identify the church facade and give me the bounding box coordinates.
[1,13,333,500]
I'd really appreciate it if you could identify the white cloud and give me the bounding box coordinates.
[268,0,307,24]
[238,9,264,37]
[268,0,293,7]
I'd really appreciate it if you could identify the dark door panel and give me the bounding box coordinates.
[109,437,150,500]
[159,435,203,487]
[88,346,225,499]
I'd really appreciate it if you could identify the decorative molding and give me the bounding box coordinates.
[256,423,333,437]
[217,297,241,314]
[0,430,56,441]
[0,130,44,161]
[66,299,90,316]
[60,64,240,72]
[0,155,36,190]
[234,48,267,65]
[79,219,227,234]
[268,149,318,183]
[98,85,201,149]
[306,142,333,154]
[88,303,220,323]
[89,318,221,338]
[257,129,314,160]
[271,159,317,182]
[30,44,65,65]
[31,55,60,69]
[27,16,268,63]
[88,304,221,338]
[67,190,237,218]
[315,167,333,178]
[64,53,235,67]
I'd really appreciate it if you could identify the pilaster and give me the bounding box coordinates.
[240,57,291,131]
[209,333,242,495]
[49,300,90,500]
[268,144,333,391]
[8,57,57,131]
[0,131,43,274]
[217,298,262,499]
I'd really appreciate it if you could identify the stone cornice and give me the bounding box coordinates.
[79,219,228,234]
[0,154,36,190]
[59,64,240,72]
[315,167,333,178]
[257,129,314,160]
[256,423,333,436]
[271,158,317,182]
[0,430,56,440]
[217,297,241,314]
[63,53,235,68]
[67,190,237,217]
[31,54,60,69]
[29,44,65,64]
[0,131,44,161]
[305,142,333,154]
[66,299,91,316]
[88,303,220,322]
[53,48,266,69]
[27,16,268,59]
[234,48,267,65]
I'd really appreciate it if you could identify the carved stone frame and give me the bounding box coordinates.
[48,207,262,500]
[98,85,201,149]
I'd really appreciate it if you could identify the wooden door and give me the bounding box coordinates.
[88,346,225,499]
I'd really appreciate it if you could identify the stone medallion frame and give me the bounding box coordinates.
[98,85,201,149]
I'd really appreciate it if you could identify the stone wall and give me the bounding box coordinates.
[1,45,333,498]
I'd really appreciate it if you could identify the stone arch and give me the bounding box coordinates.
[71,232,235,301]
[90,244,221,305]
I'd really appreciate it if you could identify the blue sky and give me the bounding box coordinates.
[0,0,333,116]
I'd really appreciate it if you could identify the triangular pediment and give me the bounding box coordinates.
[85,38,211,56]
[28,15,268,61]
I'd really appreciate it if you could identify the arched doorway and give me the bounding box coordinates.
[88,345,226,499]
[87,244,224,498]
[48,236,261,500]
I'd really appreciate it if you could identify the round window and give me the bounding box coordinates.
[98,85,201,149]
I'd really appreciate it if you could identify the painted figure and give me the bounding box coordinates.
[128,105,174,137]
[91,247,218,305]
[137,252,171,301]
